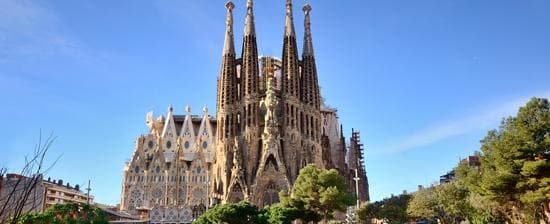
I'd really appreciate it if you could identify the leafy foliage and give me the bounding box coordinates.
[358,194,410,224]
[280,164,353,222]
[407,187,437,220]
[259,204,300,224]
[407,183,473,224]
[475,98,549,223]
[408,97,549,224]
[360,98,549,224]
[193,201,259,224]
[15,203,107,224]
[455,157,507,223]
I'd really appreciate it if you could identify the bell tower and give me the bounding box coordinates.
[240,0,261,188]
[280,0,304,182]
[213,1,238,204]
[300,3,324,167]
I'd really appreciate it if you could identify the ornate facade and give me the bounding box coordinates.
[212,0,326,207]
[120,106,214,223]
[120,0,369,222]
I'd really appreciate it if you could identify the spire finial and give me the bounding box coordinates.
[303,3,314,57]
[225,1,235,11]
[168,104,173,113]
[223,1,235,55]
[284,0,295,37]
[203,105,208,114]
[244,0,255,35]
[185,104,191,113]
[303,3,312,15]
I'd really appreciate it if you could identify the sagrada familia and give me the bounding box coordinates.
[120,0,369,222]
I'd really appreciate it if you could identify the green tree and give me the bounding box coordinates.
[377,194,411,224]
[193,201,300,224]
[407,187,437,221]
[260,203,300,224]
[408,180,506,224]
[357,203,377,221]
[434,182,472,223]
[455,157,507,223]
[193,201,260,224]
[280,164,353,223]
[476,98,549,223]
[359,194,410,224]
[15,203,108,224]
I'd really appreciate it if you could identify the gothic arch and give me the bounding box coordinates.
[227,183,244,203]
[265,154,279,171]
[261,181,280,207]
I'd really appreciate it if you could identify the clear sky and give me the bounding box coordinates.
[1,0,549,205]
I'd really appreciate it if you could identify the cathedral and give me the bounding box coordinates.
[120,0,369,222]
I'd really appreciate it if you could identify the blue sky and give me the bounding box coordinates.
[1,0,549,205]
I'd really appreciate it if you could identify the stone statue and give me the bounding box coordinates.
[232,138,242,170]
[146,111,165,138]
[260,74,279,127]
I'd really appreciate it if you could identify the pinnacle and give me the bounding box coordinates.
[284,0,296,37]
[244,0,255,36]
[222,1,235,55]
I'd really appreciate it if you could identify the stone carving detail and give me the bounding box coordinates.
[225,138,248,203]
[259,73,282,160]
[121,106,214,221]
[253,73,291,206]
[260,75,279,127]
[146,112,165,138]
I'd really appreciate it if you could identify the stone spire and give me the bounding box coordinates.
[223,1,235,55]
[302,3,314,57]
[282,0,300,99]
[300,2,320,109]
[213,1,240,205]
[281,0,302,178]
[285,0,296,37]
[217,1,238,140]
[241,0,260,133]
[241,0,259,98]
[244,0,255,36]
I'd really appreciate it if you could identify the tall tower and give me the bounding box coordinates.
[301,3,318,109]
[281,0,303,182]
[213,1,238,204]
[240,0,261,187]
[208,0,365,208]
[300,3,324,167]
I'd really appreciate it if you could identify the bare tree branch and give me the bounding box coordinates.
[0,132,59,223]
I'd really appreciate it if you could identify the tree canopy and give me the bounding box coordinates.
[358,194,410,224]
[14,203,107,224]
[474,97,549,223]
[193,201,259,224]
[362,97,549,224]
[408,97,549,224]
[407,183,474,224]
[280,164,353,222]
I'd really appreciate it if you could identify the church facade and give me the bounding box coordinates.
[120,0,369,222]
